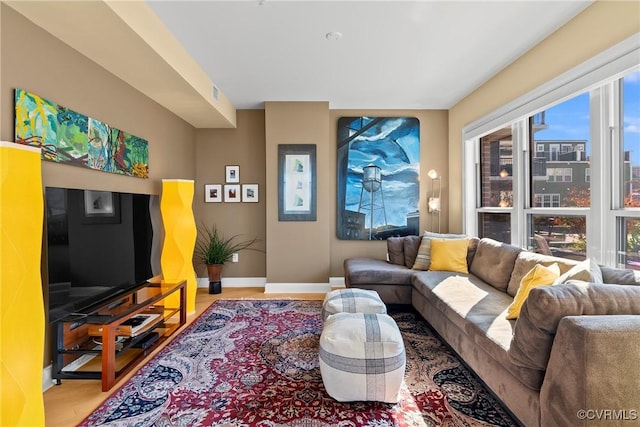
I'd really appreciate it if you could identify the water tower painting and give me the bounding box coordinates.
[337,117,420,240]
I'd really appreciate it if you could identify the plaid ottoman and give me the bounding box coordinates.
[321,288,386,322]
[319,312,406,403]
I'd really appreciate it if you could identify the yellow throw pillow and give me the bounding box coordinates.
[506,263,560,320]
[428,238,470,274]
[412,232,467,271]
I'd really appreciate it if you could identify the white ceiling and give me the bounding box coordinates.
[147,0,592,110]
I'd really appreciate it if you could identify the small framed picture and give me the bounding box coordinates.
[224,184,241,202]
[225,165,240,183]
[83,190,121,224]
[204,184,222,203]
[242,184,259,203]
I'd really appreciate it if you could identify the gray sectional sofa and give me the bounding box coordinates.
[344,235,640,426]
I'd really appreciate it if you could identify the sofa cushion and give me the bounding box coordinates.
[506,263,559,320]
[509,282,640,372]
[403,235,422,268]
[386,237,405,266]
[600,266,640,285]
[507,252,579,297]
[344,258,414,286]
[553,258,603,285]
[429,238,470,273]
[469,238,522,292]
[411,232,472,271]
[412,272,545,390]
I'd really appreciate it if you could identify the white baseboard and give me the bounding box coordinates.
[329,277,346,288]
[197,277,343,291]
[197,277,267,288]
[265,283,332,293]
[43,364,53,392]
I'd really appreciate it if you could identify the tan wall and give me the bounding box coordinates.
[1,4,196,195]
[194,110,267,278]
[265,102,331,283]
[194,108,448,281]
[1,4,196,367]
[328,110,448,277]
[448,1,640,232]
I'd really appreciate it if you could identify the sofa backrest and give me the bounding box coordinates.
[387,233,479,269]
[509,282,640,372]
[469,238,523,292]
[506,251,580,297]
[386,236,407,266]
[600,266,640,285]
[403,235,422,267]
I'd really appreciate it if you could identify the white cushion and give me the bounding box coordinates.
[319,312,405,403]
[321,288,386,322]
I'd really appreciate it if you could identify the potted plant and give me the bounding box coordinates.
[194,224,261,294]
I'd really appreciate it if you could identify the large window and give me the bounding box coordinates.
[464,42,639,270]
[480,127,513,208]
[623,71,640,208]
[619,70,640,269]
[477,127,513,241]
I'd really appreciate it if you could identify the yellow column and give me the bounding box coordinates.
[0,142,45,426]
[160,179,197,314]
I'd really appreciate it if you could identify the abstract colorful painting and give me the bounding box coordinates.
[14,88,149,178]
[337,117,420,240]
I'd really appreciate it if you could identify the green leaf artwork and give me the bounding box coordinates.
[14,88,149,178]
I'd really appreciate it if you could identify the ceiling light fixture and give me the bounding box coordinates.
[325,31,343,41]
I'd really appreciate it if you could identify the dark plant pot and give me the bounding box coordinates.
[207,264,223,294]
[209,281,221,294]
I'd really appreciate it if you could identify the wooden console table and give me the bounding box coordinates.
[52,280,186,391]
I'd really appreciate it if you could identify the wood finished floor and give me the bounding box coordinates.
[43,287,325,427]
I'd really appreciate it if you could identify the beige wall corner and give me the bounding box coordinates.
[1,3,196,195]
[447,1,640,233]
[194,110,267,279]
[5,0,235,129]
[265,102,331,284]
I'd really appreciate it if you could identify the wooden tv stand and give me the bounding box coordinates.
[51,280,186,391]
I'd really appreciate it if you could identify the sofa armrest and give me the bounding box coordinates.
[509,283,640,371]
[541,315,640,426]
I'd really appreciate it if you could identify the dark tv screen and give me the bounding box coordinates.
[45,187,161,323]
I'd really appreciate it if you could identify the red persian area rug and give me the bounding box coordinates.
[79,299,518,426]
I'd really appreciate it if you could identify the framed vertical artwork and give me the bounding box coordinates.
[336,117,420,240]
[242,184,259,203]
[278,144,316,221]
[224,184,241,202]
[83,190,121,224]
[225,165,240,183]
[204,184,222,203]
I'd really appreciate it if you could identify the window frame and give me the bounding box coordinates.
[462,34,640,267]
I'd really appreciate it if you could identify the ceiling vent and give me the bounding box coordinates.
[212,84,219,102]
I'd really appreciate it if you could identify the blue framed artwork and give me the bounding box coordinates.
[337,117,420,240]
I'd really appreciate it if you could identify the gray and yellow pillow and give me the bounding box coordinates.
[412,232,467,271]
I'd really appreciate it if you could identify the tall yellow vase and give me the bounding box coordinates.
[160,179,197,314]
[0,142,45,426]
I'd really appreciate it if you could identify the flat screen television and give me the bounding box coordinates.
[44,187,162,323]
